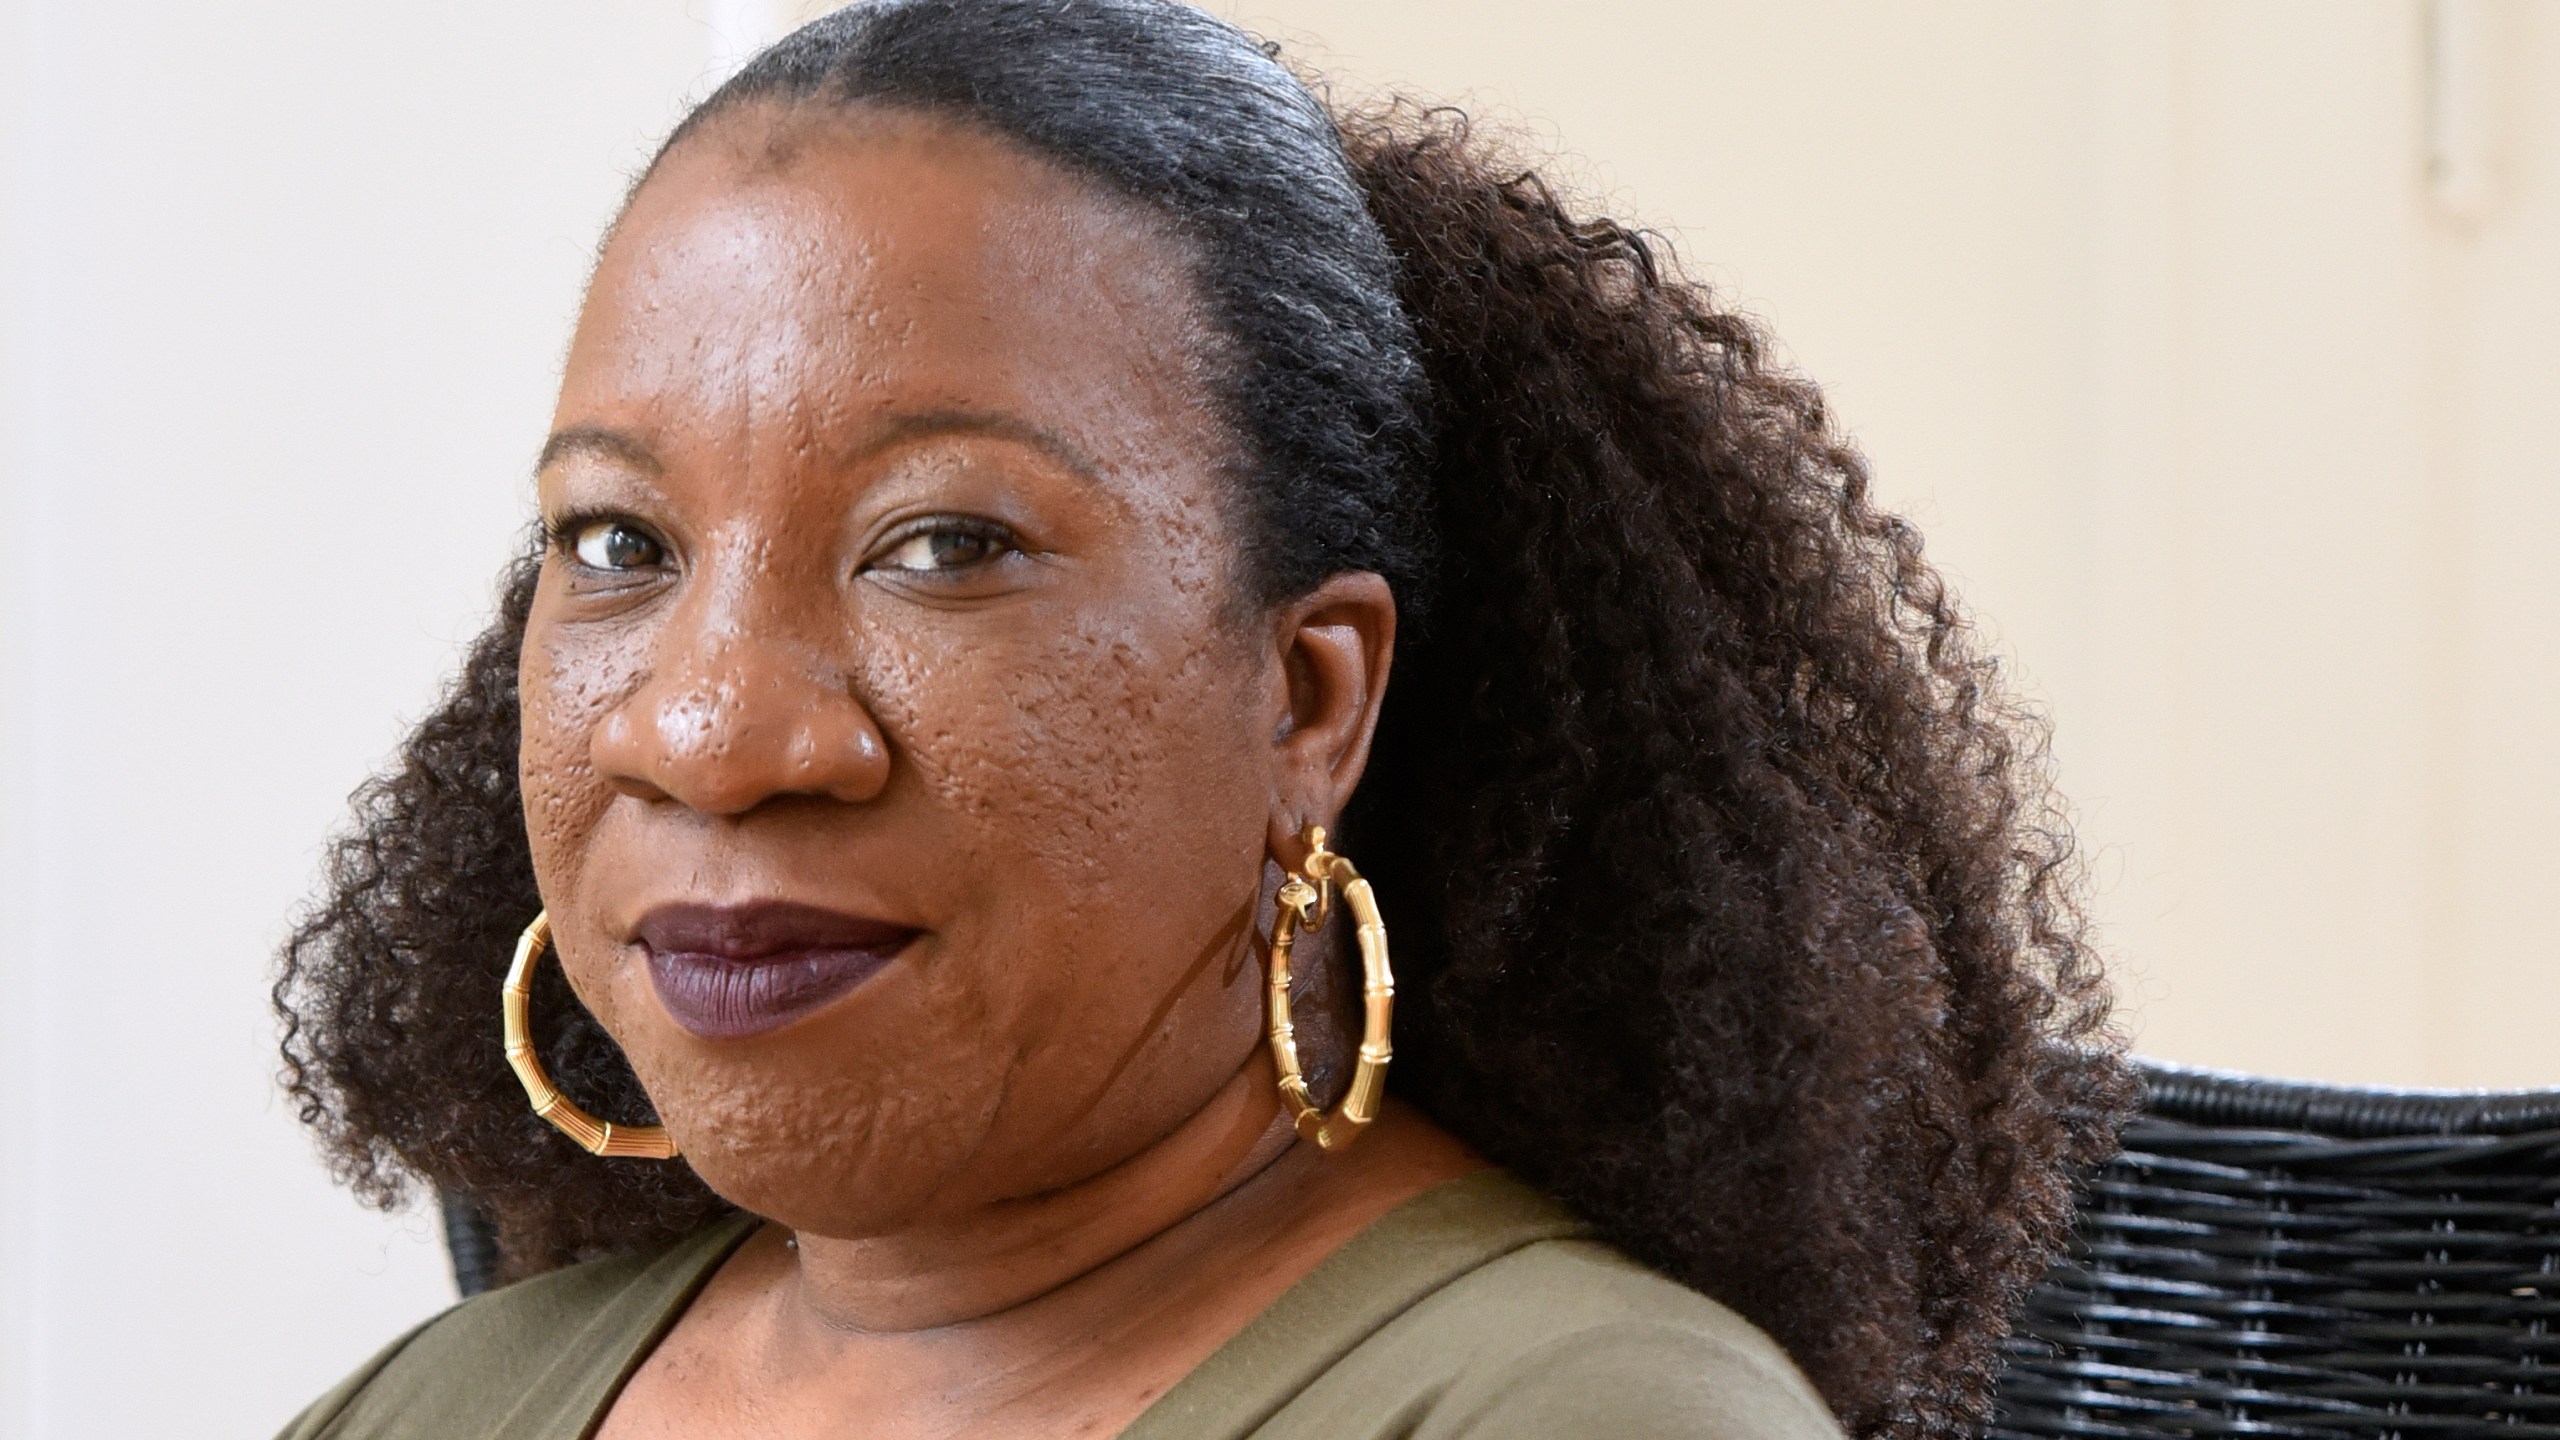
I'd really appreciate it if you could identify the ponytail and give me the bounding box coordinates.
[1336,106,2129,1438]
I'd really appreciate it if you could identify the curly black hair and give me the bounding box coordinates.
[274,4,2130,1436]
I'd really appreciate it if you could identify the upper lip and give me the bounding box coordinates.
[632,901,920,960]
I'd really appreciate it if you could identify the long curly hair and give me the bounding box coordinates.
[274,4,2130,1435]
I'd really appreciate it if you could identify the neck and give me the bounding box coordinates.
[771,1067,1475,1339]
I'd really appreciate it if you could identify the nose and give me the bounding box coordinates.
[591,631,892,816]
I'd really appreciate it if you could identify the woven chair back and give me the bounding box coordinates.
[441,1194,500,1298]
[1996,1060,2560,1440]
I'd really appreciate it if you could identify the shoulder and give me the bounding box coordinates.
[275,1215,754,1440]
[1413,1238,1843,1440]
[1276,1232,1844,1440]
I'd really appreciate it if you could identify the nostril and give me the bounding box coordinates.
[590,664,892,814]
[840,721,887,771]
[592,707,672,803]
[598,709,636,753]
[782,713,891,800]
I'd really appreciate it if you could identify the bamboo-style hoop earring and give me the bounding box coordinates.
[501,911,681,1160]
[1266,825,1394,1151]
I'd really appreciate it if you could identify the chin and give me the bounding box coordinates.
[642,1061,1007,1236]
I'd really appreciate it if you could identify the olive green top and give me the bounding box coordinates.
[279,1172,1843,1440]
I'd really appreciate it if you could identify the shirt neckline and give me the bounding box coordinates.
[562,1169,1584,1440]
[1117,1169,1588,1440]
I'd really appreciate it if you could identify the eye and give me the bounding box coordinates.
[565,518,664,572]
[872,519,1017,575]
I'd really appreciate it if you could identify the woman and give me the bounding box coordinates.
[273,2,2127,1436]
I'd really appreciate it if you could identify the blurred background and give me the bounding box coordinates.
[1,0,2552,1434]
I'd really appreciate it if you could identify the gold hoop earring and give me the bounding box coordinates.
[1266,825,1394,1151]
[501,912,680,1160]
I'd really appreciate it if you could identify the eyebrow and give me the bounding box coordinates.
[852,409,1104,485]
[534,412,1104,487]
[537,426,663,477]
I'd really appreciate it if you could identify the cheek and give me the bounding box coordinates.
[516,598,646,903]
[854,600,1275,1153]
[873,604,1268,926]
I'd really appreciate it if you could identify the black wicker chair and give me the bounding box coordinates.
[441,1192,502,1299]
[1996,1060,2560,1440]
[438,1059,2560,1436]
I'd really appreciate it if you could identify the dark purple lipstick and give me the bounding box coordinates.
[636,902,919,1040]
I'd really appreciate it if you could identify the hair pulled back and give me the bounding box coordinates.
[275,4,2129,1435]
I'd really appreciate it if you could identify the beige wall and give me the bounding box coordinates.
[1207,0,2560,1089]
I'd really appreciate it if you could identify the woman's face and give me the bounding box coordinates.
[519,107,1371,1237]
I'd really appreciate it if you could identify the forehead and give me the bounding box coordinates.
[564,104,1222,465]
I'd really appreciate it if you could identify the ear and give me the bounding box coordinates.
[1265,570,1397,863]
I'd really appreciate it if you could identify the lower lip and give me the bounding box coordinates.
[645,944,905,1039]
